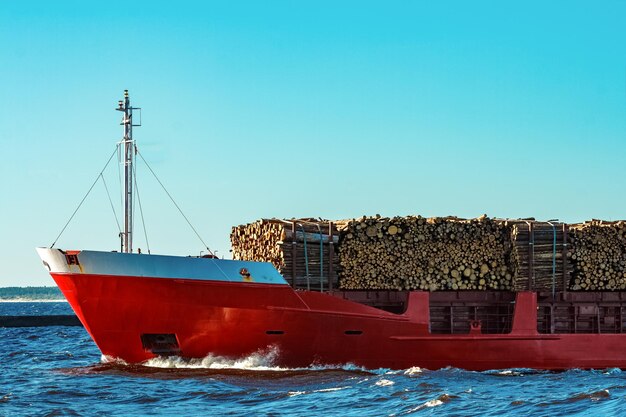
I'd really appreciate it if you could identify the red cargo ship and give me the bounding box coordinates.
[37,92,626,370]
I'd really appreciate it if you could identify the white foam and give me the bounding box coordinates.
[423,399,444,408]
[375,379,395,387]
[100,355,128,365]
[403,399,443,414]
[142,346,283,371]
[403,366,423,375]
[313,387,348,393]
[102,350,416,375]
[311,363,365,372]
[287,386,348,397]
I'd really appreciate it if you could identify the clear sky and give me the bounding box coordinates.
[1,1,625,286]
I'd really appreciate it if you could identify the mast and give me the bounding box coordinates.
[116,90,134,253]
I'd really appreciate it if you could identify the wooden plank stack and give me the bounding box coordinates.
[507,221,568,292]
[230,218,340,289]
[568,221,626,290]
[337,215,515,291]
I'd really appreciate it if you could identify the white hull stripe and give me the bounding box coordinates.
[36,248,289,285]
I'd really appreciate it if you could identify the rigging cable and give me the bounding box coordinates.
[135,149,233,283]
[132,160,151,254]
[100,173,122,233]
[50,146,118,248]
[136,150,214,255]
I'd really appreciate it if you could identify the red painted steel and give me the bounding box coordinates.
[52,273,626,370]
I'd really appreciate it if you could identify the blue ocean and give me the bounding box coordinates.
[1,302,625,416]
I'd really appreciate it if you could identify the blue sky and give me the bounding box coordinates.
[1,1,625,286]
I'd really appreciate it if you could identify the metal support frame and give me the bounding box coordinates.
[328,222,334,291]
[527,222,535,290]
[291,221,297,288]
[562,224,569,293]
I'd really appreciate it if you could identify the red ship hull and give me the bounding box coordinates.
[52,272,626,370]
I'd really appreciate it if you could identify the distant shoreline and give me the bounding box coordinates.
[0,286,64,301]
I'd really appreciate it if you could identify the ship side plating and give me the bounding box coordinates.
[37,247,626,370]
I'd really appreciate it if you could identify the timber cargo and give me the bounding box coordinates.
[232,215,626,293]
[337,215,514,291]
[230,218,341,290]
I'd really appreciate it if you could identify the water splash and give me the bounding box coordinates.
[403,366,423,375]
[286,386,349,397]
[313,387,348,393]
[400,394,457,414]
[483,368,547,377]
[375,379,395,387]
[96,350,383,375]
[101,355,128,366]
[422,399,444,408]
[142,346,283,371]
[603,368,622,375]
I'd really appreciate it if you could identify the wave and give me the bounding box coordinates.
[392,394,458,415]
[101,355,129,366]
[535,388,612,408]
[403,366,423,375]
[99,353,590,380]
[482,368,551,377]
[142,346,283,371]
[568,389,611,402]
[375,379,395,387]
[99,348,400,375]
[287,386,350,397]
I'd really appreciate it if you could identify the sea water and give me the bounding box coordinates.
[1,302,625,416]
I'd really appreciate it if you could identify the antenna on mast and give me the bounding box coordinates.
[115,90,141,253]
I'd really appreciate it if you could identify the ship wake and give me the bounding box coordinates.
[140,346,283,371]
[95,347,381,376]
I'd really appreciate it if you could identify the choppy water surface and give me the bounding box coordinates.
[1,303,625,416]
[0,300,72,316]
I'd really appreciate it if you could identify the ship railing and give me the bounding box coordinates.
[429,303,515,334]
[537,293,626,334]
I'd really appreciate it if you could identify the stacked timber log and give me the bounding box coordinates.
[230,216,626,292]
[508,221,569,292]
[568,221,626,290]
[337,215,515,291]
[230,218,340,289]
